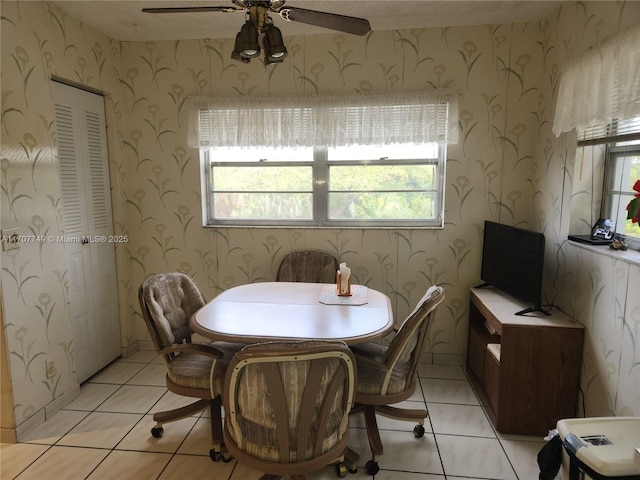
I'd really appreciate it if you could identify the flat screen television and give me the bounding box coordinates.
[478,220,548,315]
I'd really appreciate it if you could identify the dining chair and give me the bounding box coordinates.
[350,285,445,475]
[223,340,359,479]
[275,250,339,283]
[138,272,241,462]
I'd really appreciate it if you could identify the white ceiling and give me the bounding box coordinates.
[49,1,563,41]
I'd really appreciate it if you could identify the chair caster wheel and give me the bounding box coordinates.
[365,460,379,475]
[151,426,163,438]
[336,462,347,477]
[348,465,358,474]
[222,453,233,463]
[210,449,221,462]
[414,423,425,438]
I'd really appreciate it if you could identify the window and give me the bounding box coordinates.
[582,116,640,248]
[191,92,457,228]
[602,128,640,248]
[552,26,640,248]
[203,142,445,227]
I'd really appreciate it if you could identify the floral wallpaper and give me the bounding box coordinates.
[1,1,130,438]
[1,1,638,439]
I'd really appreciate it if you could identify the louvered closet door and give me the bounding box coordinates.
[53,81,120,384]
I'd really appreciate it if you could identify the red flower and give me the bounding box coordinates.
[627,179,640,224]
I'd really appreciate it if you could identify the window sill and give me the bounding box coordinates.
[567,240,640,267]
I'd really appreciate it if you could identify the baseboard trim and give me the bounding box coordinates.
[122,341,139,358]
[14,384,80,442]
[1,426,17,444]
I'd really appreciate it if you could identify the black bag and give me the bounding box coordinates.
[538,434,563,480]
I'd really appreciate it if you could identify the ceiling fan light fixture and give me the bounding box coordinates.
[264,25,287,61]
[231,31,251,63]
[238,20,260,58]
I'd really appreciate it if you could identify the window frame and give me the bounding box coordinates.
[602,142,640,249]
[201,144,447,229]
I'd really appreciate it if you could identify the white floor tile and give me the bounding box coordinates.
[418,363,467,380]
[420,378,480,405]
[96,385,165,414]
[500,438,546,480]
[20,410,88,445]
[86,450,171,480]
[62,383,120,411]
[116,414,197,453]
[0,443,50,480]
[13,446,108,480]
[436,434,517,480]
[427,403,495,437]
[447,477,498,480]
[119,350,157,364]
[159,454,236,480]
[56,412,143,449]
[349,401,432,434]
[127,363,167,386]
[374,430,444,475]
[409,380,427,402]
[374,471,445,479]
[177,416,217,456]
[150,390,207,417]
[87,361,145,384]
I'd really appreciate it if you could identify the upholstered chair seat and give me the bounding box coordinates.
[138,272,243,462]
[350,285,445,475]
[223,340,359,479]
[351,343,413,396]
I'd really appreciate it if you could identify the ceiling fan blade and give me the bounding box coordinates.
[142,6,240,14]
[278,7,371,36]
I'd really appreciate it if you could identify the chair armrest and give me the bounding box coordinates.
[158,343,224,360]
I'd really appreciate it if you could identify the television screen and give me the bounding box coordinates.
[479,220,547,315]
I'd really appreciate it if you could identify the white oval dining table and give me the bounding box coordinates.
[191,281,394,345]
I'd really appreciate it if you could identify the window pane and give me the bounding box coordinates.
[210,146,313,162]
[211,165,313,221]
[213,166,312,191]
[605,150,640,242]
[328,143,438,160]
[213,192,312,219]
[329,192,436,220]
[330,165,435,191]
[621,154,640,239]
[203,143,445,227]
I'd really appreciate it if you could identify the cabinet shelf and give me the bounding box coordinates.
[466,287,584,436]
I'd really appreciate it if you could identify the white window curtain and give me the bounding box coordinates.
[553,25,640,136]
[187,91,458,148]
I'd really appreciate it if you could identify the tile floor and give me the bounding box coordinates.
[1,350,547,479]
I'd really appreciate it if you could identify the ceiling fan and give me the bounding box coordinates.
[142,1,371,64]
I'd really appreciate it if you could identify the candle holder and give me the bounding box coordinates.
[336,271,352,296]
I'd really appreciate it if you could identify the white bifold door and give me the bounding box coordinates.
[52,81,120,384]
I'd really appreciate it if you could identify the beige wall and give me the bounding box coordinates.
[1,1,639,438]
[0,1,131,439]
[1,288,15,441]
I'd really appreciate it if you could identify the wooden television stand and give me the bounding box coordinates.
[466,286,584,436]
